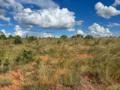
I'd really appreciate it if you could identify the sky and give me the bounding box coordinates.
[0,0,120,37]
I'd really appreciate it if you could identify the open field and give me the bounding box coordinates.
[0,36,120,90]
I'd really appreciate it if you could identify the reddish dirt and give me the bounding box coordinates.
[0,69,24,90]
[79,54,94,59]
[39,55,61,63]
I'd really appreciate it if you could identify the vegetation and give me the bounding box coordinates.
[0,78,12,87]
[0,34,120,90]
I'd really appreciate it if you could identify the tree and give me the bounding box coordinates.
[0,35,7,40]
[71,34,83,38]
[85,35,93,39]
[14,36,22,44]
[27,36,37,42]
[60,35,68,39]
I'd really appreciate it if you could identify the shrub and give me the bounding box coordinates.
[27,36,37,42]
[60,35,68,39]
[8,35,14,39]
[15,50,33,65]
[0,35,7,40]
[71,34,83,38]
[85,35,93,39]
[14,36,22,44]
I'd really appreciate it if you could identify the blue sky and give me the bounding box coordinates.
[0,0,120,37]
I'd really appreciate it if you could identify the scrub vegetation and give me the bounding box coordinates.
[0,34,120,90]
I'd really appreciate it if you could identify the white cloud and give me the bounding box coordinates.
[108,23,120,27]
[0,0,23,22]
[75,20,84,25]
[14,25,26,37]
[21,0,58,9]
[15,8,75,28]
[0,0,23,11]
[40,33,54,38]
[0,15,10,22]
[14,25,55,38]
[0,8,10,22]
[95,2,120,19]
[67,28,75,32]
[0,29,11,37]
[113,0,120,6]
[89,23,112,37]
[76,29,85,35]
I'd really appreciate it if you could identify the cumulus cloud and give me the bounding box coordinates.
[21,0,58,9]
[75,20,84,25]
[0,29,11,37]
[14,25,26,37]
[89,23,112,37]
[95,2,120,19]
[40,33,54,38]
[67,28,75,32]
[76,29,85,35]
[0,8,10,22]
[113,0,120,6]
[0,0,79,37]
[14,25,55,38]
[108,23,120,27]
[15,8,75,28]
[0,0,23,11]
[0,15,10,22]
[0,0,23,22]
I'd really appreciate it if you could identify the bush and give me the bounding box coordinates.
[85,35,93,39]
[27,36,37,42]
[8,35,14,39]
[0,35,7,40]
[60,35,68,39]
[71,34,83,38]
[14,36,22,44]
[15,50,33,65]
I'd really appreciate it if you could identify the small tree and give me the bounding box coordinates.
[15,50,33,65]
[60,35,68,39]
[85,35,93,39]
[14,36,22,44]
[27,36,37,42]
[71,34,83,38]
[0,35,7,40]
[8,35,14,39]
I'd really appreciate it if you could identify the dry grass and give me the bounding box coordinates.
[0,37,120,90]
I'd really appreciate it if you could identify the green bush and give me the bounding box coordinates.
[27,36,37,42]
[14,36,22,44]
[60,35,68,39]
[15,50,33,65]
[85,35,93,39]
[0,35,7,40]
[71,34,83,38]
